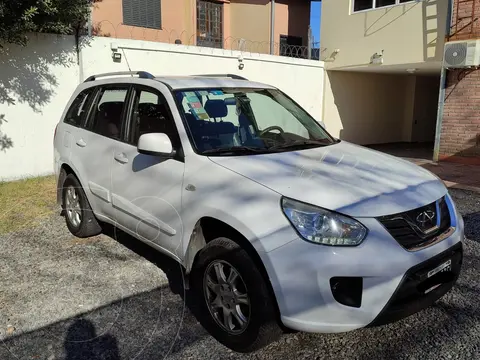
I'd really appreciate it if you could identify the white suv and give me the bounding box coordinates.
[54,71,464,353]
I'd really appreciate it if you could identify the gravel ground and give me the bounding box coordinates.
[1,188,480,360]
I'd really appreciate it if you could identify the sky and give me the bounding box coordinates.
[310,1,322,45]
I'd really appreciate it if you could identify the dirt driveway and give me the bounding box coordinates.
[1,189,480,360]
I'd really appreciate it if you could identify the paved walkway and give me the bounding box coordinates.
[367,143,480,192]
[408,159,480,192]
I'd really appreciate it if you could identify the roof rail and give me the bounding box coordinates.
[192,74,249,81]
[84,71,155,82]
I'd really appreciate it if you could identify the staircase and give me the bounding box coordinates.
[448,0,480,41]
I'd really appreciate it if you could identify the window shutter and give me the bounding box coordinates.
[122,0,161,30]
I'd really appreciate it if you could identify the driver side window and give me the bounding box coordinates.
[246,93,309,138]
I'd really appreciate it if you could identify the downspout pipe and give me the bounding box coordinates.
[433,0,454,162]
[270,0,275,55]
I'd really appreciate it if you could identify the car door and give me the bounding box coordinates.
[79,84,132,220]
[110,84,185,258]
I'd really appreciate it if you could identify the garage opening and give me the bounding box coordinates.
[324,70,440,163]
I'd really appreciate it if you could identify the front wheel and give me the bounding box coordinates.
[191,237,282,353]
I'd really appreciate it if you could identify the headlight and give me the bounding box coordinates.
[281,197,367,246]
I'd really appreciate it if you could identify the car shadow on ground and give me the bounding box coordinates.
[2,222,480,360]
[100,223,188,298]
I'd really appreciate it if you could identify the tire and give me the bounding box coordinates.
[62,173,102,238]
[190,237,282,353]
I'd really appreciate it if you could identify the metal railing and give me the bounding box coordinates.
[84,20,325,60]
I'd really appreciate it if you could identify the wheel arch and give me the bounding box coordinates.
[185,216,283,326]
[57,162,87,206]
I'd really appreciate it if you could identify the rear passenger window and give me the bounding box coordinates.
[64,89,93,127]
[90,87,129,140]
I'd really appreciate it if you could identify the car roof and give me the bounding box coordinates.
[80,72,276,91]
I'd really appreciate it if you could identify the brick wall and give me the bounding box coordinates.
[440,69,480,161]
[439,0,480,163]
[449,0,480,40]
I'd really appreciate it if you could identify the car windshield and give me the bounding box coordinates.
[174,88,336,155]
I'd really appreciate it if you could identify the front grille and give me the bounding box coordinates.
[377,196,451,250]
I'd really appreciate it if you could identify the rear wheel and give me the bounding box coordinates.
[62,174,102,238]
[191,237,282,353]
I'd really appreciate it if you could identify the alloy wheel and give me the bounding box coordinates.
[203,259,251,335]
[65,186,82,228]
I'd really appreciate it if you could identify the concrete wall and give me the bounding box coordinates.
[229,0,271,50]
[411,75,440,143]
[0,34,325,181]
[274,0,311,47]
[323,70,417,144]
[0,34,80,180]
[320,0,448,70]
[323,70,440,146]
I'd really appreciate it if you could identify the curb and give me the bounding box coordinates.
[443,181,480,194]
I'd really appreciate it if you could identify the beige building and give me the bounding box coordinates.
[91,0,312,55]
[320,0,450,159]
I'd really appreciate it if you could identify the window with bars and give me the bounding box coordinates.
[122,0,161,29]
[197,0,223,49]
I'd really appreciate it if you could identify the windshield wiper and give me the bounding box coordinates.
[268,139,332,151]
[201,146,267,155]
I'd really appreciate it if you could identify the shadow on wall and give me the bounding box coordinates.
[0,114,13,151]
[279,0,311,46]
[440,142,480,163]
[328,70,414,145]
[0,33,93,152]
[362,0,446,62]
[422,0,447,62]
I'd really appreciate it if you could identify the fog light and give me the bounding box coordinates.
[330,277,363,308]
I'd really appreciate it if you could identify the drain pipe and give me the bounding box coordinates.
[433,67,447,163]
[270,0,275,55]
[433,0,454,162]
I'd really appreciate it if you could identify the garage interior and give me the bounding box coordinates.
[323,67,441,162]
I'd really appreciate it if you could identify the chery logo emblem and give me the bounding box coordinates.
[416,210,436,226]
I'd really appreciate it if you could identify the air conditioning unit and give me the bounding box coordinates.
[444,39,480,68]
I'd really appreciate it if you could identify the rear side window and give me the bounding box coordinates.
[64,89,94,127]
[89,87,129,140]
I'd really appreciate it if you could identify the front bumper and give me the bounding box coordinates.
[262,195,465,333]
[368,240,463,327]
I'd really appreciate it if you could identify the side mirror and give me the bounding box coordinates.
[137,133,175,157]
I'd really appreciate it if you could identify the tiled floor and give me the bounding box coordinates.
[420,161,480,190]
[368,142,480,191]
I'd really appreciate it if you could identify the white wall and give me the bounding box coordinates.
[0,35,325,181]
[81,37,325,122]
[320,0,448,70]
[0,34,80,180]
[323,70,417,145]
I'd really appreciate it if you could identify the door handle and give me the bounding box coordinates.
[76,139,87,147]
[114,153,129,164]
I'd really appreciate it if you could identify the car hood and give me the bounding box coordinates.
[208,141,447,218]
